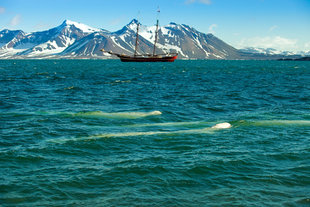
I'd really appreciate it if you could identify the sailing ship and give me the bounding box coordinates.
[101,16,178,62]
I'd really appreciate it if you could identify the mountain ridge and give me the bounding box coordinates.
[0,19,305,59]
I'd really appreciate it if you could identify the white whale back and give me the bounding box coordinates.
[211,122,232,129]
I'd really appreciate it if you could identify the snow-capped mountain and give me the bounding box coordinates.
[125,20,242,59]
[0,19,305,59]
[239,47,298,56]
[0,20,105,58]
[240,47,310,58]
[298,51,310,56]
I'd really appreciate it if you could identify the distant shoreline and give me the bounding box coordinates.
[277,56,310,61]
[1,57,309,61]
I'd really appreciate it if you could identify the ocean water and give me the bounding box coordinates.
[1,59,310,206]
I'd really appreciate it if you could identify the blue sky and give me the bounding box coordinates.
[0,0,309,52]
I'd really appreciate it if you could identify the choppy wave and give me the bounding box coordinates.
[2,60,310,206]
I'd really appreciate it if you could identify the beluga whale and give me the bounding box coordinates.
[211,122,232,129]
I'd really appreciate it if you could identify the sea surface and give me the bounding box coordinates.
[0,60,310,206]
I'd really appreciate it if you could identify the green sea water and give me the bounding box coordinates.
[1,60,310,206]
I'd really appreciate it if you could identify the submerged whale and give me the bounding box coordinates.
[73,110,162,119]
[51,121,233,143]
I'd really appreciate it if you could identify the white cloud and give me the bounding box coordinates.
[237,36,298,51]
[0,7,5,14]
[186,0,212,5]
[208,24,217,34]
[10,15,21,26]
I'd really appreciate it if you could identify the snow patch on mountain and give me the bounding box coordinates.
[139,25,156,43]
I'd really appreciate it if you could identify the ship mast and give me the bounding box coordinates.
[134,22,140,57]
[153,8,160,56]
[153,20,159,56]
